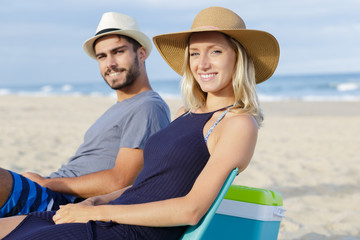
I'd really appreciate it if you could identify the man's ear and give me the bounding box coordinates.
[137,46,148,62]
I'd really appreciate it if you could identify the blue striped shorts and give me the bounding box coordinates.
[0,171,79,218]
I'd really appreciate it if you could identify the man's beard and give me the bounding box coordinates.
[103,55,140,90]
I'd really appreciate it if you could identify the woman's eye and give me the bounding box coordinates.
[190,52,199,57]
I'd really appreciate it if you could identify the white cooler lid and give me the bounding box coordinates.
[216,199,285,221]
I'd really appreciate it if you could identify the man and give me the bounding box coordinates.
[0,12,170,217]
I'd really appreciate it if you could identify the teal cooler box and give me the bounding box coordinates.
[202,185,285,240]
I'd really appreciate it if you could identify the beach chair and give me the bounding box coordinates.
[180,168,285,240]
[180,168,238,240]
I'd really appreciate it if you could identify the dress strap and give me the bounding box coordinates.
[204,109,229,143]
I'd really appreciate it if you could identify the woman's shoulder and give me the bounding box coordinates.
[174,106,187,119]
[223,112,258,135]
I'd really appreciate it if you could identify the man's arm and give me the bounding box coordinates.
[22,147,143,199]
[79,185,132,206]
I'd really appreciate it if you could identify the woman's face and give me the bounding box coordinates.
[189,32,236,97]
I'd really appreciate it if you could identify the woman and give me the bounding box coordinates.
[0,6,279,240]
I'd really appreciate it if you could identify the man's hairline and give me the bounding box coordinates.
[93,34,142,53]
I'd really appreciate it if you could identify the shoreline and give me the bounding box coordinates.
[0,95,359,239]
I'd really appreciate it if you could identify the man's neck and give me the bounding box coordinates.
[115,75,152,102]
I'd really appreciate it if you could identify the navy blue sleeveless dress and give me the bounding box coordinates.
[4,110,225,240]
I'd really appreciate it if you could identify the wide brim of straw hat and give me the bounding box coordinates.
[153,7,280,84]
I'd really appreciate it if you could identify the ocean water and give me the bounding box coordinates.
[1,72,360,101]
[257,72,360,101]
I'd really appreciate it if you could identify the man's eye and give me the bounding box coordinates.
[96,55,105,60]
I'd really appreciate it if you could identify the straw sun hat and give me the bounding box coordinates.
[83,12,152,59]
[153,6,280,84]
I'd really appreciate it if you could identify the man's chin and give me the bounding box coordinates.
[103,74,136,91]
[110,82,133,90]
[106,79,124,90]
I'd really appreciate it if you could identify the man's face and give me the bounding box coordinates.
[94,35,140,90]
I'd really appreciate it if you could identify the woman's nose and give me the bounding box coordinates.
[198,55,210,70]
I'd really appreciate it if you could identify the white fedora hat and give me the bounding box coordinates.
[83,12,152,59]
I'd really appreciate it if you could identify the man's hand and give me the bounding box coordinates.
[77,197,96,206]
[21,172,48,187]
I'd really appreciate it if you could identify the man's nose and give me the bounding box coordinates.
[106,55,117,68]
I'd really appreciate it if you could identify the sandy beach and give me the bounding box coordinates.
[0,95,359,240]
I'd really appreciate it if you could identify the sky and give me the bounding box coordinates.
[0,0,359,86]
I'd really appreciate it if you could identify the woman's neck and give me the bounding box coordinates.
[202,95,234,113]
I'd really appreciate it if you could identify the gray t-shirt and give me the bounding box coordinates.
[49,90,170,178]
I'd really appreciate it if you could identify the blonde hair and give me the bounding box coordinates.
[180,33,263,126]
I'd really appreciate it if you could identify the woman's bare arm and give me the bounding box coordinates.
[53,114,258,227]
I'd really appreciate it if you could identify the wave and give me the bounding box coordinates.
[0,88,11,95]
[258,94,360,102]
[336,82,359,92]
[1,73,360,101]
